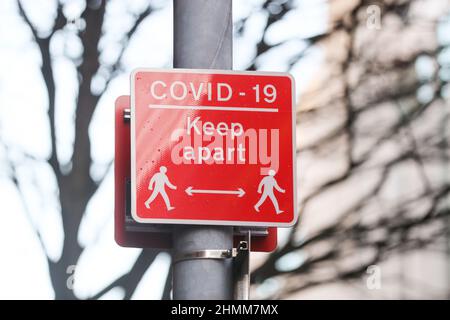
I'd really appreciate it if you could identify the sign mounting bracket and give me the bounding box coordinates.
[233,230,251,300]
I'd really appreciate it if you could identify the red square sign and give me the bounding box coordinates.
[115,95,277,252]
[131,69,297,227]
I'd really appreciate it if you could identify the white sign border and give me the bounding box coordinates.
[130,68,298,228]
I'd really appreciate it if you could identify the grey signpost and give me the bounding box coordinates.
[172,0,234,300]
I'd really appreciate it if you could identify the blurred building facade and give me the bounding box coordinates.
[252,0,450,299]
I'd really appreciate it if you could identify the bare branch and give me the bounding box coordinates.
[17,0,62,182]
[89,249,161,300]
[102,5,156,93]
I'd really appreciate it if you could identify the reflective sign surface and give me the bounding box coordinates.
[131,69,297,227]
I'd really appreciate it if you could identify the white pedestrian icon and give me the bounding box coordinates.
[254,169,285,214]
[145,166,177,211]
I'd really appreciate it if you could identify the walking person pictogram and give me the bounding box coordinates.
[254,169,285,214]
[145,166,177,211]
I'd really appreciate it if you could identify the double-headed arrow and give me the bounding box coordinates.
[185,186,245,198]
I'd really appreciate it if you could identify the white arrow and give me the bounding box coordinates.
[185,186,245,198]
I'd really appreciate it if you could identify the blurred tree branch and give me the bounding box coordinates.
[250,0,450,299]
[14,0,159,299]
[89,249,160,300]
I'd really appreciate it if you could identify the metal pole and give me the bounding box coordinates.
[172,0,233,300]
